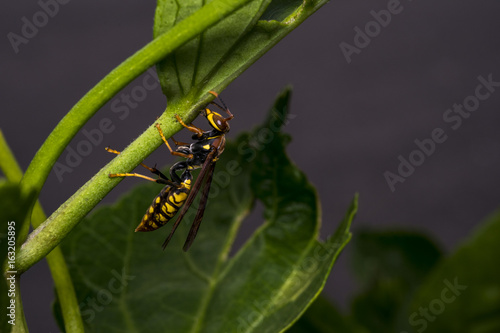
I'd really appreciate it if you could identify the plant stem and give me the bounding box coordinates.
[32,212,85,333]
[0,130,85,333]
[18,0,253,244]
[45,250,84,333]
[12,276,29,333]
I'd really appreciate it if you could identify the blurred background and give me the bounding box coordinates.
[1,0,500,331]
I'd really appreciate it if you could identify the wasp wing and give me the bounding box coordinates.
[162,149,217,249]
[182,161,215,251]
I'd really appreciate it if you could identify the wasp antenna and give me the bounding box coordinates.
[216,94,229,111]
[208,91,225,108]
[208,94,233,119]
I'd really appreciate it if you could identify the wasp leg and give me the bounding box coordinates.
[170,135,190,147]
[169,161,189,184]
[141,164,169,181]
[105,147,122,155]
[108,172,179,187]
[155,124,194,159]
[174,115,205,136]
[105,147,168,180]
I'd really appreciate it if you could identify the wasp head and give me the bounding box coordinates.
[205,108,231,133]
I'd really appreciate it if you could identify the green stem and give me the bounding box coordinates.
[33,213,85,333]
[45,250,83,333]
[18,0,253,244]
[12,276,29,333]
[0,130,85,333]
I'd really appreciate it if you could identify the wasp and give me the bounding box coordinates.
[107,92,233,251]
[158,91,233,250]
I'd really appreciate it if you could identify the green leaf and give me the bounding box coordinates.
[0,182,35,236]
[350,230,442,333]
[154,0,329,105]
[406,211,500,333]
[0,182,34,333]
[0,130,23,184]
[201,115,356,333]
[52,291,66,333]
[352,230,442,286]
[154,0,269,102]
[287,295,368,333]
[59,90,356,332]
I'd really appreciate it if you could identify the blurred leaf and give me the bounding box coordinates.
[287,294,368,333]
[60,90,357,332]
[406,211,500,333]
[0,181,34,333]
[52,291,65,333]
[0,182,35,236]
[154,0,330,106]
[350,230,442,332]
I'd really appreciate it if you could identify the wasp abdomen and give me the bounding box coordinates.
[135,186,189,232]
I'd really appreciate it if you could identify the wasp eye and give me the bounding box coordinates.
[217,119,229,133]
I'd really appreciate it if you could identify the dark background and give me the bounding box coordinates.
[2,1,500,331]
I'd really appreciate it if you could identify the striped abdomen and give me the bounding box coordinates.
[135,185,189,232]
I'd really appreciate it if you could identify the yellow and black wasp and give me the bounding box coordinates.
[107,92,233,251]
